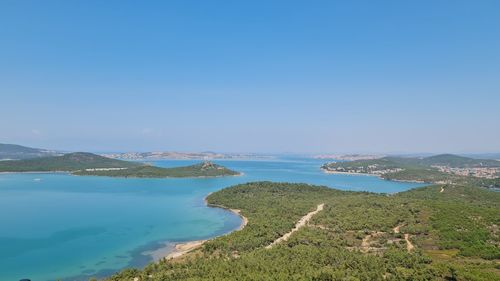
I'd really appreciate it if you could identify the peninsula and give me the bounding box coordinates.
[321,154,500,189]
[107,181,500,281]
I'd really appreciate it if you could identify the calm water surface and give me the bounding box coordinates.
[0,158,425,281]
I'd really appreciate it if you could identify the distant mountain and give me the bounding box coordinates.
[461,153,500,160]
[0,152,141,172]
[419,154,500,168]
[323,154,500,170]
[101,151,273,160]
[0,143,61,160]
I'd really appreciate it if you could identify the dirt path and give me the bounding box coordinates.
[361,234,372,249]
[360,231,385,253]
[393,224,401,234]
[404,234,414,251]
[393,223,414,252]
[265,203,324,249]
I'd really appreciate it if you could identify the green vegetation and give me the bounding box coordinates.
[383,168,460,183]
[419,154,500,168]
[105,182,500,281]
[0,153,239,178]
[74,161,240,178]
[322,154,500,188]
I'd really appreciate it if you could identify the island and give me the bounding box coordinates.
[74,160,240,178]
[0,152,240,178]
[321,154,500,189]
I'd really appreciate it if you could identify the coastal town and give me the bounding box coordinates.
[101,151,273,160]
[432,165,499,179]
[314,154,384,161]
[321,163,403,176]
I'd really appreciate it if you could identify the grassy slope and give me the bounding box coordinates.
[74,162,240,178]
[106,182,500,281]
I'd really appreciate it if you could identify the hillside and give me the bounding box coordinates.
[74,161,240,178]
[321,154,500,187]
[106,182,500,281]
[0,152,141,172]
[420,154,500,168]
[0,143,61,160]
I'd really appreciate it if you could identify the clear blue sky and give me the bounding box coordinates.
[1,1,499,153]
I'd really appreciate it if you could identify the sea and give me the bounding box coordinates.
[0,157,425,281]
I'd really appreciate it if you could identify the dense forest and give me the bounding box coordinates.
[104,181,500,281]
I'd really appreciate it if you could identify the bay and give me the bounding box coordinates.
[0,158,424,281]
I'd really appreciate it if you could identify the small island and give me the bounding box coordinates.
[74,160,240,178]
[0,152,240,178]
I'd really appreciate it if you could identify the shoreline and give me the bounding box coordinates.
[0,170,243,179]
[0,171,71,174]
[321,168,428,184]
[320,168,380,177]
[72,172,243,179]
[144,193,248,262]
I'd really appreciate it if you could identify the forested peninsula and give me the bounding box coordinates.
[106,181,499,281]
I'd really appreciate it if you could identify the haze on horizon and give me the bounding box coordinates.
[1,1,499,154]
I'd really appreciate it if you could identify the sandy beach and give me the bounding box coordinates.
[145,194,249,262]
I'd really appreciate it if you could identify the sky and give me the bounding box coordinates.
[1,0,499,154]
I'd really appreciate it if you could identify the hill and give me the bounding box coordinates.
[0,143,61,160]
[420,154,500,168]
[106,182,500,281]
[0,152,141,172]
[74,161,240,178]
[321,154,500,187]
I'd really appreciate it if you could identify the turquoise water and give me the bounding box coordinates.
[0,158,425,281]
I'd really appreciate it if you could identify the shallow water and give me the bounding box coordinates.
[0,157,424,281]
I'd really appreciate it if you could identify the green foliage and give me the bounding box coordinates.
[105,182,500,281]
[205,182,339,253]
[322,154,499,187]
[383,168,460,183]
[420,154,500,168]
[400,185,500,260]
[74,161,239,178]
